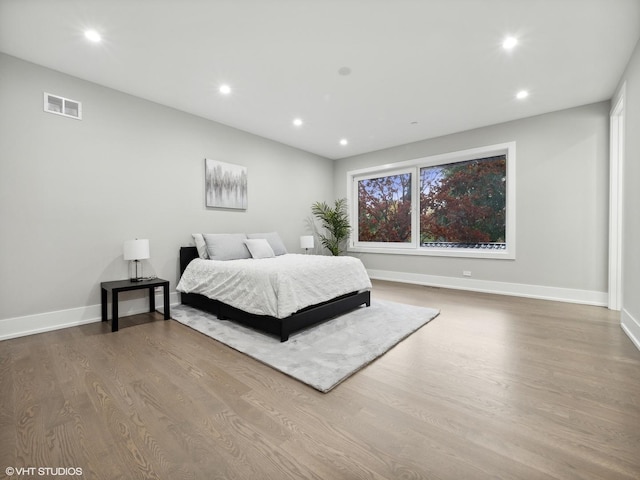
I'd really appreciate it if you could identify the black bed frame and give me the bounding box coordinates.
[179,247,371,342]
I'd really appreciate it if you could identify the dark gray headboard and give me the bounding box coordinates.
[179,246,199,276]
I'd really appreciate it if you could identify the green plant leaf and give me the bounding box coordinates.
[311,198,351,255]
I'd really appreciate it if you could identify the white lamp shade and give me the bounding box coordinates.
[123,239,150,260]
[300,235,314,249]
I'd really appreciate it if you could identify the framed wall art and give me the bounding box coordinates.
[205,158,248,209]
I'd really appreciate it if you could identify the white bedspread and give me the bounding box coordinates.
[176,254,372,318]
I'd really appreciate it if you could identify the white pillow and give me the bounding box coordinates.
[192,234,209,259]
[244,239,275,259]
[246,232,288,256]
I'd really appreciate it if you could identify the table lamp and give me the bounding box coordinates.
[300,235,314,254]
[123,239,150,282]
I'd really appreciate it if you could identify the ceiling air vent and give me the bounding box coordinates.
[44,92,82,120]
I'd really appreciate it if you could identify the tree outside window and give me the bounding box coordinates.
[420,155,506,247]
[357,173,412,243]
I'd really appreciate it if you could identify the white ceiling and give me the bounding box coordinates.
[1,0,639,159]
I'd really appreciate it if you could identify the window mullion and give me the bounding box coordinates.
[411,166,419,248]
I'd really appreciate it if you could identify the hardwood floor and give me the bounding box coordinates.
[1,280,639,479]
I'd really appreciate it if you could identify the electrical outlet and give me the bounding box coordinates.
[463,270,472,277]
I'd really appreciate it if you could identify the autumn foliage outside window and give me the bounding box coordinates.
[358,173,412,243]
[420,155,506,246]
[357,155,506,248]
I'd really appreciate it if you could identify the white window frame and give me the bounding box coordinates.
[347,142,516,260]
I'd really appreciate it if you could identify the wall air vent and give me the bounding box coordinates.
[44,92,82,120]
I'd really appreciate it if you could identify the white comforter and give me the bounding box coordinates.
[176,254,372,319]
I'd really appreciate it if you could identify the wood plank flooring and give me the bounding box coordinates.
[1,280,639,479]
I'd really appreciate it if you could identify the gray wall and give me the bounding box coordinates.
[333,102,611,296]
[617,37,640,345]
[0,53,334,321]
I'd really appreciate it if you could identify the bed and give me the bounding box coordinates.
[177,243,371,342]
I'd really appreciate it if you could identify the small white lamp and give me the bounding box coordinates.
[123,239,150,282]
[300,235,314,254]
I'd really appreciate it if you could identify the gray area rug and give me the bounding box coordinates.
[170,300,439,392]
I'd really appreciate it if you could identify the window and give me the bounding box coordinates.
[348,142,515,259]
[357,170,413,245]
[420,155,506,248]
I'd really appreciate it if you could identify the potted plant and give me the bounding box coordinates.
[311,198,351,256]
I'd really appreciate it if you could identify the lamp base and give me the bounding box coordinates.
[129,259,145,282]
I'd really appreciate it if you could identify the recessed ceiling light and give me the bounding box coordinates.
[84,29,102,43]
[339,138,348,146]
[293,118,303,127]
[516,90,529,100]
[502,36,518,50]
[219,84,232,95]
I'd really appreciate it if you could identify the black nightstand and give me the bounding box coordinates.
[101,278,170,332]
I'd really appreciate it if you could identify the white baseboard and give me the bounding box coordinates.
[367,269,608,306]
[0,292,181,341]
[621,308,640,351]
